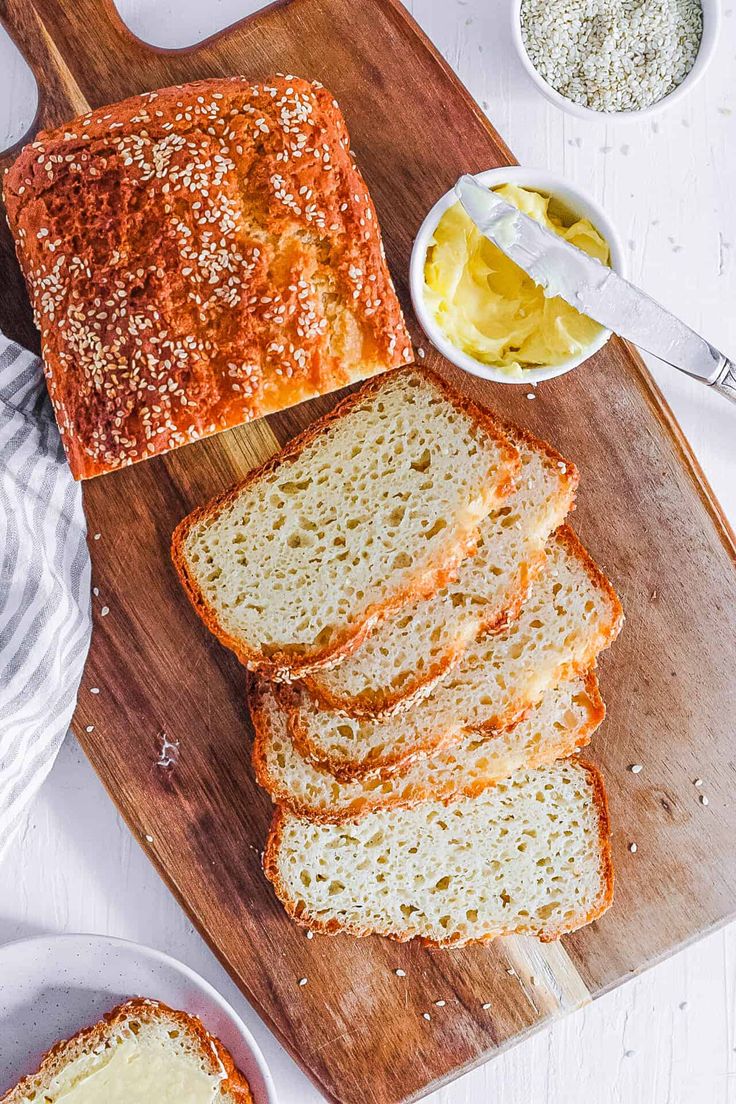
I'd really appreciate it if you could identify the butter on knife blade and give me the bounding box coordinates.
[454,174,729,388]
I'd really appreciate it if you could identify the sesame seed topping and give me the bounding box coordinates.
[298,977,308,986]
[8,77,408,475]
[422,1013,431,1021]
[629,842,638,852]
[629,764,643,774]
[395,969,406,977]
[700,795,709,806]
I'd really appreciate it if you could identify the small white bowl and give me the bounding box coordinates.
[410,167,626,386]
[510,0,721,122]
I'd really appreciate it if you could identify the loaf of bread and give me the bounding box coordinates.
[4,75,412,479]
[290,525,623,777]
[173,367,518,678]
[264,759,613,945]
[304,425,578,715]
[1,998,252,1104]
[250,670,604,820]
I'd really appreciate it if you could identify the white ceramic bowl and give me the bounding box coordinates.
[510,0,721,122]
[410,166,626,386]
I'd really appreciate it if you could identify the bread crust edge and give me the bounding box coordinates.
[0,997,253,1104]
[262,757,614,946]
[303,421,580,716]
[171,365,519,679]
[251,670,605,823]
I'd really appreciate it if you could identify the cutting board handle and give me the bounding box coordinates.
[0,0,142,152]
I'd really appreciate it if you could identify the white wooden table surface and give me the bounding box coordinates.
[1,2,735,1101]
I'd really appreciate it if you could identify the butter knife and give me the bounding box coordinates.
[455,174,736,404]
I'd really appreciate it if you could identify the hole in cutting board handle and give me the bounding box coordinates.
[113,0,287,50]
[0,24,39,157]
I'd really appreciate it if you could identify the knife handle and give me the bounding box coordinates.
[711,359,736,405]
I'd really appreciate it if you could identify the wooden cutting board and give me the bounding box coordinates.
[1,1,735,1101]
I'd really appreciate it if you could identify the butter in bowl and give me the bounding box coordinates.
[410,167,626,385]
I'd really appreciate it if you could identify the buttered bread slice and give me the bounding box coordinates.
[1,998,252,1104]
[173,367,517,678]
[290,526,623,778]
[250,671,604,821]
[305,425,578,715]
[264,759,614,946]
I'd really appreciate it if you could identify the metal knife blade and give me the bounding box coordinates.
[454,174,736,400]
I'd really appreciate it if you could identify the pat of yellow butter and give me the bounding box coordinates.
[424,184,610,378]
[45,1036,223,1104]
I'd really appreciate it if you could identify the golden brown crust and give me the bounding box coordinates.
[300,549,542,715]
[4,75,412,479]
[262,758,614,946]
[171,365,519,679]
[288,521,623,779]
[0,997,253,1104]
[303,421,579,715]
[250,668,605,823]
[286,687,535,782]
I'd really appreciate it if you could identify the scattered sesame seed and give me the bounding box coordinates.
[434,1000,446,1007]
[417,346,426,358]
[85,725,94,733]
[526,392,536,400]
[700,795,709,806]
[100,606,110,617]
[506,967,516,976]
[92,587,99,597]
[145,834,154,843]
[630,764,643,774]
[93,533,101,540]
[305,931,314,939]
[90,687,100,694]
[529,975,538,986]
[482,1002,492,1010]
[298,977,308,986]
[395,969,406,977]
[629,842,638,852]
[422,1012,431,1021]
[694,778,703,787]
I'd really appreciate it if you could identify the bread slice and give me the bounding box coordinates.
[173,367,518,679]
[1,998,252,1104]
[304,425,578,715]
[250,670,604,821]
[290,526,623,778]
[264,759,614,946]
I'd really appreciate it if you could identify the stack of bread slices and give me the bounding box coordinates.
[173,367,623,947]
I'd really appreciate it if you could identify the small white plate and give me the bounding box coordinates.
[0,933,277,1104]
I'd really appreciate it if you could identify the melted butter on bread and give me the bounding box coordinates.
[45,1034,224,1104]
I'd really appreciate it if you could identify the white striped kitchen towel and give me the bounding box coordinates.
[0,334,91,860]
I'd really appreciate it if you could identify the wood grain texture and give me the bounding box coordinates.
[0,1,735,1102]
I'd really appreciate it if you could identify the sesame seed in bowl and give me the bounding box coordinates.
[511,0,721,120]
